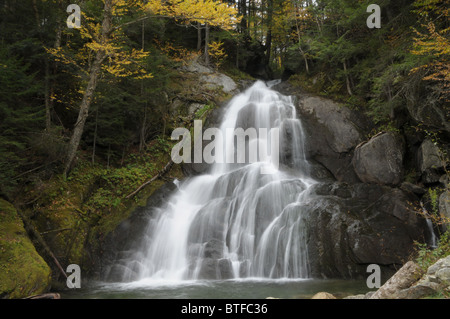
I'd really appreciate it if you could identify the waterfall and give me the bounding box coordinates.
[425,219,438,249]
[119,80,317,282]
[420,201,438,249]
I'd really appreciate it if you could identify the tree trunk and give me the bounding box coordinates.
[44,59,51,131]
[294,7,309,74]
[92,106,98,164]
[239,0,248,35]
[139,102,147,152]
[265,0,273,66]
[48,0,63,130]
[197,22,202,51]
[64,0,112,177]
[236,40,240,68]
[107,143,111,169]
[64,52,105,176]
[204,23,210,65]
[388,84,395,120]
[343,59,353,96]
[31,0,52,131]
[139,20,147,153]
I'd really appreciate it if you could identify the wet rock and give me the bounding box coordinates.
[306,160,335,182]
[198,257,233,280]
[198,258,218,279]
[188,200,231,244]
[294,95,368,183]
[352,132,404,186]
[218,258,233,279]
[302,183,428,279]
[203,239,224,259]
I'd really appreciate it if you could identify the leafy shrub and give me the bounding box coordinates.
[415,231,450,271]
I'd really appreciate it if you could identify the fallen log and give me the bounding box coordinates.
[16,209,68,279]
[125,159,174,199]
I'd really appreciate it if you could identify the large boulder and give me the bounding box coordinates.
[369,261,424,299]
[417,139,445,184]
[200,73,238,95]
[180,57,238,95]
[345,256,450,299]
[352,132,405,186]
[195,239,234,280]
[421,255,450,287]
[293,95,369,183]
[371,256,450,299]
[0,199,51,299]
[299,182,429,279]
[299,97,362,154]
[311,292,337,299]
[177,58,238,177]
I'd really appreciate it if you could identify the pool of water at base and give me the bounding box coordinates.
[60,278,371,299]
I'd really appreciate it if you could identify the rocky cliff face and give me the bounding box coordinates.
[274,81,448,278]
[302,182,427,279]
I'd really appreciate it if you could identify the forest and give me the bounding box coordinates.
[0,0,448,199]
[0,0,449,299]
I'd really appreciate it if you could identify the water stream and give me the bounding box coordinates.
[113,80,318,283]
[63,80,376,298]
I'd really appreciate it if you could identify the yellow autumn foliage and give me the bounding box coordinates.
[145,0,240,29]
[209,41,227,68]
[411,0,450,101]
[48,0,240,81]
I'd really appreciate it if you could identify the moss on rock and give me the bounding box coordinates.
[0,199,51,299]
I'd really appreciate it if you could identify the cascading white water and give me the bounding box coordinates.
[420,201,438,249]
[120,80,316,282]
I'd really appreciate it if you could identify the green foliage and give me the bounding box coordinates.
[428,188,440,215]
[64,135,172,212]
[415,231,450,271]
[280,0,445,130]
[195,103,215,119]
[0,47,43,197]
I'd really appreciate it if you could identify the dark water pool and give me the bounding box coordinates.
[60,278,371,299]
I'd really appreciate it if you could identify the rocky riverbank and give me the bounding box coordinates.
[311,255,450,299]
